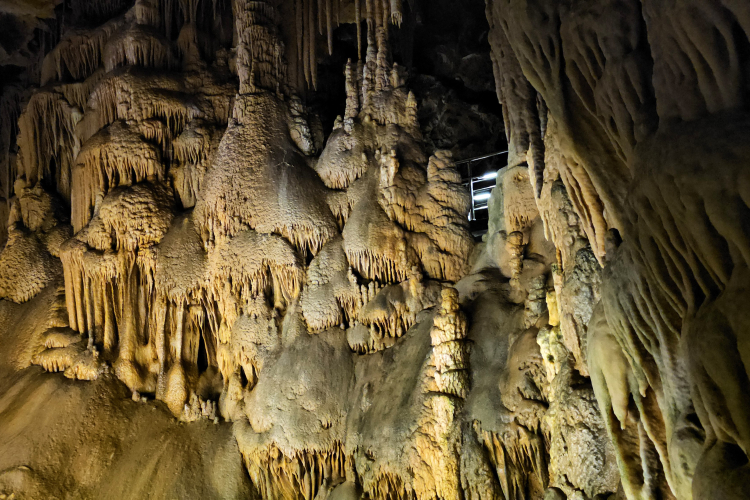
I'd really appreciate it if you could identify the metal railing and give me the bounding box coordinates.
[457,150,508,221]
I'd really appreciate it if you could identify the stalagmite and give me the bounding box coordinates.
[343,59,359,120]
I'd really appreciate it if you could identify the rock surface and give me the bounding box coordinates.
[0,0,745,499]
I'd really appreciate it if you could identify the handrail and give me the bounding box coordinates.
[457,150,508,224]
[454,150,508,165]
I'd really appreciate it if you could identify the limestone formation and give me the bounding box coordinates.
[484,0,750,498]
[0,0,746,499]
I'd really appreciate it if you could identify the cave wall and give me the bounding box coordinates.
[486,0,750,498]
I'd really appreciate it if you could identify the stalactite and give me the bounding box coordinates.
[242,443,348,500]
[57,212,175,391]
[209,229,305,311]
[80,70,201,149]
[365,472,415,500]
[163,0,179,39]
[309,0,318,89]
[326,190,353,227]
[318,0,324,35]
[33,343,86,373]
[0,85,23,200]
[68,0,130,24]
[475,423,549,500]
[234,0,288,93]
[300,237,360,332]
[390,0,402,26]
[289,0,345,89]
[16,91,81,203]
[134,0,160,26]
[303,0,311,86]
[71,121,164,231]
[349,274,433,351]
[365,0,374,31]
[296,0,304,62]
[345,249,408,283]
[103,23,174,72]
[58,69,106,113]
[171,122,220,208]
[373,0,382,31]
[326,0,333,56]
[380,0,389,44]
[41,15,127,85]
[355,0,362,60]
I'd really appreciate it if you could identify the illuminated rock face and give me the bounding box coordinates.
[485,0,750,498]
[0,0,745,499]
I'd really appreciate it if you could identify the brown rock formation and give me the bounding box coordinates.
[486,0,750,498]
[0,0,746,499]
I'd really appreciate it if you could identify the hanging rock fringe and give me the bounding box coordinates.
[41,16,127,85]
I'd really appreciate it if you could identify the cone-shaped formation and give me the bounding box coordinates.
[196,92,339,257]
[234,317,354,500]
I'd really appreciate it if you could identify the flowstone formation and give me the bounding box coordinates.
[485,0,750,498]
[1,0,745,499]
[456,164,619,500]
